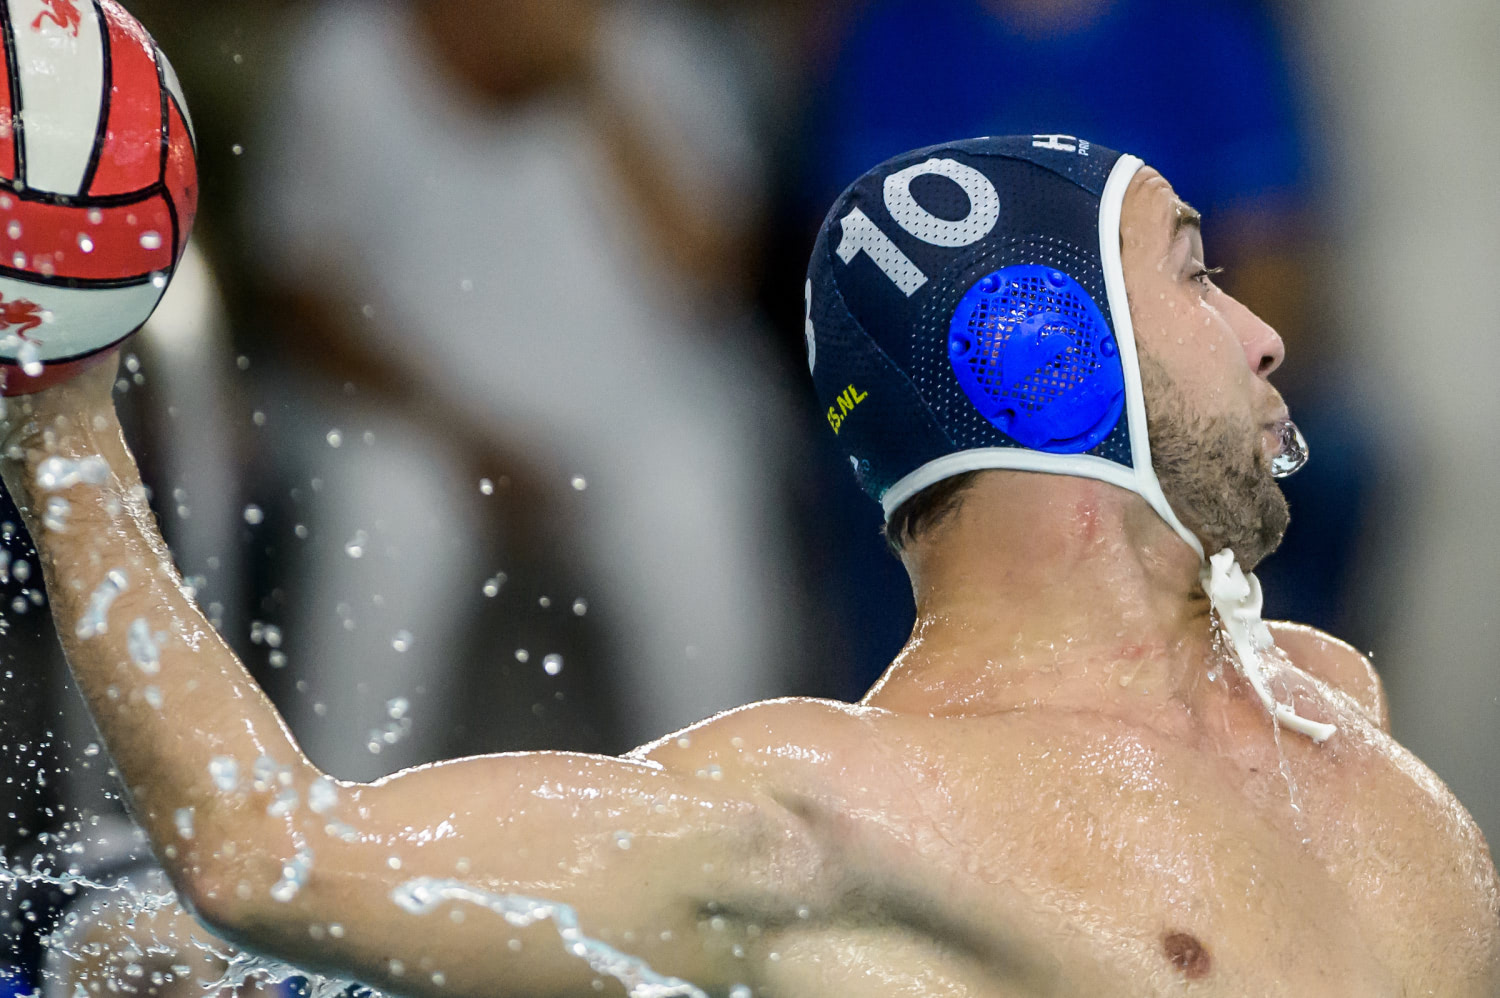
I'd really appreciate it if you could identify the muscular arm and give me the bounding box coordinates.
[0,360,817,996]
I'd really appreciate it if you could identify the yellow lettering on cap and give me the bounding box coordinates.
[828,384,868,435]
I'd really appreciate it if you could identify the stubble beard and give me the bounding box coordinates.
[1139,355,1290,570]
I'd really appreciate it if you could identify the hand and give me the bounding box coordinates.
[1,352,120,455]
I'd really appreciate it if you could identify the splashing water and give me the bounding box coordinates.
[1270,418,1309,479]
[270,849,314,902]
[35,454,110,491]
[18,339,42,377]
[42,496,71,532]
[367,698,413,754]
[208,756,240,792]
[308,777,339,815]
[127,618,164,674]
[392,878,709,998]
[76,570,127,639]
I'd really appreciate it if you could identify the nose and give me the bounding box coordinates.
[1231,297,1285,379]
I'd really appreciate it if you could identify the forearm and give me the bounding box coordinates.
[0,382,313,893]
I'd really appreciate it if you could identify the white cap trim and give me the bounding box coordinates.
[1096,154,1204,560]
[882,449,1145,519]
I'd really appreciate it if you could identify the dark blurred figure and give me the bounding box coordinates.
[789,0,1378,690]
[241,0,809,775]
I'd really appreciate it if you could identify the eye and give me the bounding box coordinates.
[1191,265,1225,286]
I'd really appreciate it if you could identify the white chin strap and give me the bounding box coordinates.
[1201,551,1337,743]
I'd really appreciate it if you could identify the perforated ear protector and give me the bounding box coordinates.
[947,265,1125,454]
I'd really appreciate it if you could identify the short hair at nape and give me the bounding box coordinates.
[883,471,982,554]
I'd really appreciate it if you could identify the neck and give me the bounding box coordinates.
[868,472,1221,717]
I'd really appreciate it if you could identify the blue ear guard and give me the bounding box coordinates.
[947,265,1124,454]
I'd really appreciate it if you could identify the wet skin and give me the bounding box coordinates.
[2,169,1496,997]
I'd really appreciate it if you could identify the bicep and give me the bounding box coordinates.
[209,752,810,997]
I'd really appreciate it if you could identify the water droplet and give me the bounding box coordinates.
[570,476,587,491]
[242,503,264,525]
[1270,418,1310,479]
[76,570,127,639]
[267,786,299,818]
[515,649,530,663]
[345,530,368,559]
[482,572,506,597]
[270,849,313,902]
[127,617,163,674]
[479,478,494,495]
[150,271,168,289]
[543,654,564,676]
[138,231,162,250]
[231,143,244,156]
[387,697,410,720]
[572,598,588,616]
[250,621,283,648]
[36,454,109,490]
[308,777,339,815]
[19,339,42,377]
[77,234,94,253]
[143,685,164,710]
[87,208,103,224]
[7,220,21,239]
[209,756,240,792]
[613,830,632,850]
[392,630,413,652]
[42,496,70,532]
[326,429,343,448]
[174,807,195,840]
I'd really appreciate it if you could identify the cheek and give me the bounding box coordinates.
[1133,283,1226,359]
[1134,293,1254,408]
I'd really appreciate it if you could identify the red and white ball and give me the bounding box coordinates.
[0,0,198,396]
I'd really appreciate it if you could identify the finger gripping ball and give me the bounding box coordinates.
[0,0,198,396]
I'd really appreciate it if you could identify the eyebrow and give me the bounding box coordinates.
[1170,201,1202,242]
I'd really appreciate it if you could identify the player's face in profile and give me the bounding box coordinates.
[1120,168,1291,568]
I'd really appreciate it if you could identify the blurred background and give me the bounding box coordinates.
[2,0,1498,991]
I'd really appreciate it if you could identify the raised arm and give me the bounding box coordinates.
[0,359,819,996]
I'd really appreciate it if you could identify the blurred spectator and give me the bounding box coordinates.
[243,0,808,773]
[793,0,1378,688]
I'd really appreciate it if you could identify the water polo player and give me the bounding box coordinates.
[4,136,1496,996]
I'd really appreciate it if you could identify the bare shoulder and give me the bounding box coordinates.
[1268,621,1390,731]
[632,697,888,765]
[630,697,897,799]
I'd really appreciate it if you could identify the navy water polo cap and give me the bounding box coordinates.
[805,133,1201,559]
